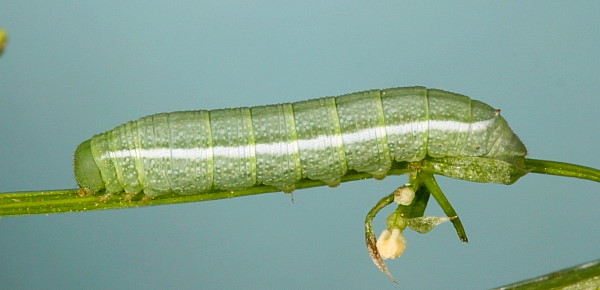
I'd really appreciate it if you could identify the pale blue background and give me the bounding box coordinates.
[1,1,599,289]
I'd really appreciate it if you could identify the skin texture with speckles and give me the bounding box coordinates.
[74,86,527,197]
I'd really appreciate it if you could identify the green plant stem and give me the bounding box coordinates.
[420,173,468,242]
[0,164,413,217]
[1,158,597,218]
[525,158,600,182]
[364,191,398,283]
[494,258,600,289]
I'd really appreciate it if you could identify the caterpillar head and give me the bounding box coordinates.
[485,115,528,158]
[74,139,104,194]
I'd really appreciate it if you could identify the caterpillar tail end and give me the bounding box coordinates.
[74,139,104,194]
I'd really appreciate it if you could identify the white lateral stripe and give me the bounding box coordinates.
[385,119,494,136]
[99,118,495,160]
[297,135,342,151]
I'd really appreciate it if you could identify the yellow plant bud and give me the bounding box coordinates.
[376,228,407,260]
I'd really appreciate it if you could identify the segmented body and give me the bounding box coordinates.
[76,86,527,197]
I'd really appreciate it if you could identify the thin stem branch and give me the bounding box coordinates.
[364,192,398,283]
[524,158,600,182]
[0,164,413,217]
[420,173,468,242]
[495,258,600,289]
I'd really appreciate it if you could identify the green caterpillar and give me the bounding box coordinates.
[74,86,527,198]
[3,85,599,283]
